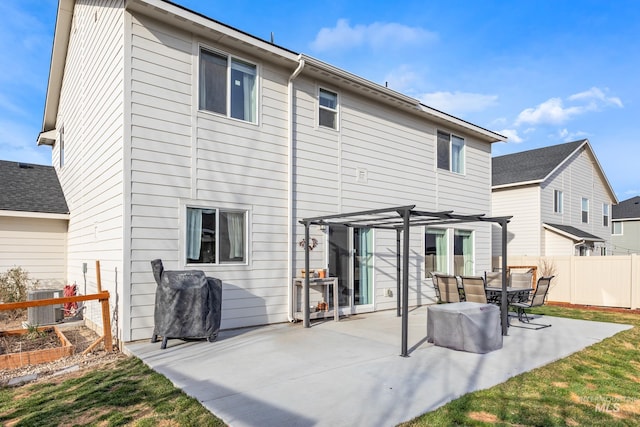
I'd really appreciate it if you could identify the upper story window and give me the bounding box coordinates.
[319,88,338,129]
[199,47,257,123]
[581,197,589,223]
[437,130,465,174]
[554,190,563,213]
[602,203,609,227]
[612,221,622,235]
[186,207,247,264]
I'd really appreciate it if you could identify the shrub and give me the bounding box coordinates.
[0,266,38,321]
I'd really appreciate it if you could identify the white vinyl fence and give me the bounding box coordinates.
[493,255,640,310]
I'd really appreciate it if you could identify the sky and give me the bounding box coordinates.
[1,0,639,201]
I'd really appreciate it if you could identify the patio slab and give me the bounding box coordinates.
[126,307,630,427]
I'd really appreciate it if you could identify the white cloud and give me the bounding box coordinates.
[310,19,437,52]
[514,87,623,126]
[556,128,589,142]
[568,87,623,108]
[498,129,523,143]
[419,91,498,115]
[383,65,424,94]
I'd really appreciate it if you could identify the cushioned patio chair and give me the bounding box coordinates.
[510,270,534,288]
[461,276,487,303]
[509,276,554,329]
[429,272,443,303]
[434,274,460,303]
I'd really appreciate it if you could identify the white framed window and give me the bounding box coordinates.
[186,207,247,264]
[453,229,473,276]
[612,221,622,235]
[437,130,465,174]
[581,198,589,223]
[554,190,563,213]
[602,203,609,227]
[199,47,257,123]
[425,228,448,277]
[319,88,338,129]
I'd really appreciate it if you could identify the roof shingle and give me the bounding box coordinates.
[0,160,68,214]
[613,196,640,219]
[492,140,586,187]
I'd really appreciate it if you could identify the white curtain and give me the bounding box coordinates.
[227,212,244,259]
[186,208,203,260]
[243,71,256,123]
[359,228,373,305]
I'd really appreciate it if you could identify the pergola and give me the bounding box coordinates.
[299,205,512,357]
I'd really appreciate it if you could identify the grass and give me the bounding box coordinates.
[1,306,639,426]
[401,305,640,426]
[0,357,225,426]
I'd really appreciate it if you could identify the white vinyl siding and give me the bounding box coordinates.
[55,0,125,337]
[0,216,68,287]
[491,185,541,257]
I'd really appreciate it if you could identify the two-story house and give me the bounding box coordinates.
[491,140,617,257]
[37,0,506,344]
[611,196,640,255]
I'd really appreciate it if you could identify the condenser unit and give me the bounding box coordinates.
[27,289,64,325]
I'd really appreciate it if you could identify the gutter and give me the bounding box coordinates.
[286,56,305,322]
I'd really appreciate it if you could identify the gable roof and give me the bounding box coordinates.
[39,0,506,146]
[613,196,640,220]
[0,160,69,215]
[543,223,604,242]
[492,140,585,187]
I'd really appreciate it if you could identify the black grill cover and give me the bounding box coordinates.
[151,259,222,348]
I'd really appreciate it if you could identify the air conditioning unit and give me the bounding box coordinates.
[27,289,64,325]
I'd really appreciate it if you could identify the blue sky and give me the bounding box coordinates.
[1,0,639,200]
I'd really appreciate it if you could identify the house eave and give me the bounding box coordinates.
[542,223,604,242]
[492,180,542,190]
[0,210,70,220]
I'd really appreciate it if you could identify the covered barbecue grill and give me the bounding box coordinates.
[150,259,222,349]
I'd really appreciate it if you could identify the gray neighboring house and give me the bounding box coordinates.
[611,196,640,255]
[492,140,618,257]
[0,160,69,286]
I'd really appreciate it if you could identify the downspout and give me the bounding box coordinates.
[287,57,305,322]
[573,239,586,256]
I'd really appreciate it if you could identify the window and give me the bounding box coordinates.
[602,203,609,227]
[612,221,622,235]
[199,48,257,123]
[319,88,338,129]
[581,198,589,223]
[425,228,448,277]
[453,230,473,276]
[554,190,563,213]
[437,130,465,173]
[186,207,246,264]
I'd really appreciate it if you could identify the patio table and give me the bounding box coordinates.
[485,286,532,305]
[427,302,503,353]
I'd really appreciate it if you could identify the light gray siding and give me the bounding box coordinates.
[541,146,613,252]
[54,0,124,336]
[611,219,640,255]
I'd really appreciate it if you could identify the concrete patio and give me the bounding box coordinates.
[126,307,630,427]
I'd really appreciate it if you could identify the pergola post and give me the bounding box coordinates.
[396,228,401,317]
[501,219,509,335]
[401,208,410,357]
[303,222,311,328]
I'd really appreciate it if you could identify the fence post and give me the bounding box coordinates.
[632,254,639,310]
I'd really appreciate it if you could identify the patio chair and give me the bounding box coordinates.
[484,271,502,288]
[461,276,487,303]
[510,270,534,288]
[429,272,443,303]
[434,274,460,303]
[509,276,554,329]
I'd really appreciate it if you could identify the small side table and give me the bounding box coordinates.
[293,277,340,323]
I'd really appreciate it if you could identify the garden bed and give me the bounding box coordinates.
[0,326,74,369]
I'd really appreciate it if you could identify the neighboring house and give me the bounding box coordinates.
[37,0,506,343]
[0,160,69,286]
[492,140,617,257]
[611,196,640,255]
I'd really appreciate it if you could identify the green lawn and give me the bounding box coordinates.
[2,306,638,426]
[401,305,640,426]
